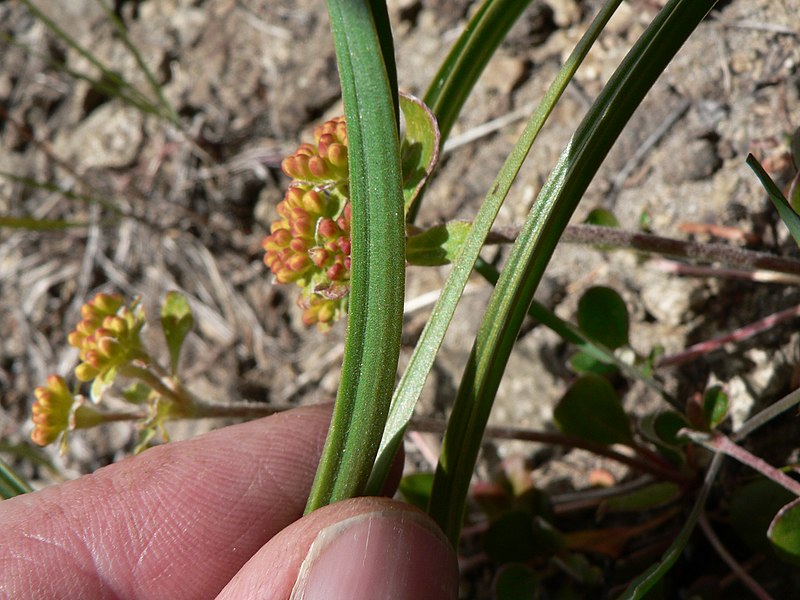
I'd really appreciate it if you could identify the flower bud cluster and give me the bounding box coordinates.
[263,116,352,329]
[31,375,74,446]
[67,293,147,382]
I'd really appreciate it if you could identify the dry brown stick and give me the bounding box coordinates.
[486,223,800,278]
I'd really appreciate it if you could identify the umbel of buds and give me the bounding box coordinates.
[68,293,147,382]
[31,374,104,450]
[263,116,352,330]
[31,375,74,447]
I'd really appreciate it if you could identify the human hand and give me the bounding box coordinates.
[0,404,458,599]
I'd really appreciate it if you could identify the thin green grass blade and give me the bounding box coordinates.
[746,153,800,247]
[428,0,719,544]
[0,216,87,230]
[0,32,164,118]
[618,452,723,598]
[473,258,673,403]
[0,172,122,214]
[93,0,179,124]
[0,457,33,499]
[365,0,623,496]
[305,0,405,512]
[408,0,533,221]
[369,0,399,130]
[19,0,168,120]
[423,0,534,148]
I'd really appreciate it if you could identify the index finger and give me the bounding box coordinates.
[0,403,331,600]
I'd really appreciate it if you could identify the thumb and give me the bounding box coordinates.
[217,497,459,600]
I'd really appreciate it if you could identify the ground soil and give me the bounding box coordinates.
[1,0,799,597]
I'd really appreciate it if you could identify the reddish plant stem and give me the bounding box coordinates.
[412,416,690,484]
[698,512,774,600]
[658,303,800,368]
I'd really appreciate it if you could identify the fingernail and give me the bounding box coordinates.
[290,509,458,600]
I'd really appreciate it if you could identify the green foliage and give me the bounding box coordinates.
[484,510,564,564]
[405,221,471,266]
[584,207,619,228]
[553,374,633,445]
[494,564,540,600]
[730,478,795,556]
[398,472,434,511]
[161,292,194,376]
[602,482,679,514]
[398,93,440,212]
[577,286,630,350]
[747,153,800,247]
[702,385,729,430]
[768,498,800,565]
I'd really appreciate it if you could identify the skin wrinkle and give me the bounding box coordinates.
[1,404,334,599]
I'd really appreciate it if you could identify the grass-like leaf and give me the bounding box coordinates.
[366,0,624,497]
[407,0,534,221]
[0,457,33,499]
[0,216,87,230]
[747,153,800,247]
[305,0,405,512]
[428,0,719,544]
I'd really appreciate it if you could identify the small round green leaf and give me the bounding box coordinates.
[702,385,729,430]
[768,498,800,565]
[494,564,540,600]
[731,478,795,555]
[484,511,563,564]
[584,207,619,227]
[553,374,632,445]
[577,286,629,350]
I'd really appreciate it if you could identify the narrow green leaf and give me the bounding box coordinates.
[768,498,800,565]
[406,221,471,266]
[93,0,179,123]
[423,0,534,150]
[0,457,33,499]
[305,0,405,512]
[554,374,632,445]
[603,482,679,513]
[407,0,534,222]
[366,0,623,498]
[577,286,629,350]
[160,291,194,376]
[746,153,800,247]
[429,0,716,544]
[619,452,724,599]
[569,350,619,376]
[0,216,87,230]
[477,258,671,401]
[790,127,800,171]
[399,93,440,212]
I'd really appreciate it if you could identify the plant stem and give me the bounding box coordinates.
[484,223,800,278]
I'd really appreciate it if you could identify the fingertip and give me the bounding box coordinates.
[218,498,458,600]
